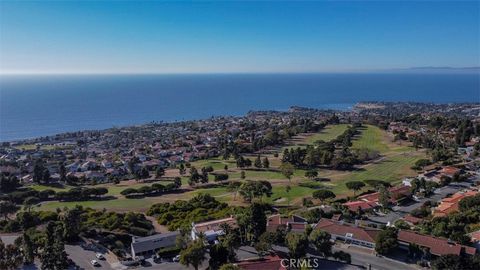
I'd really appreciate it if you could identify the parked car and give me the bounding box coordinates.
[90,260,100,267]
[95,253,105,260]
[173,255,181,262]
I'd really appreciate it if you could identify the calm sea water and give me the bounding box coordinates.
[1,73,479,142]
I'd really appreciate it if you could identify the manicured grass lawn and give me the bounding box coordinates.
[29,184,72,193]
[352,125,390,153]
[38,198,154,212]
[190,158,235,171]
[104,182,152,196]
[352,125,411,154]
[330,152,424,196]
[305,124,350,144]
[266,185,316,206]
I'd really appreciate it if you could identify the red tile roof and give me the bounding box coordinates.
[403,215,423,225]
[398,230,476,256]
[266,214,306,232]
[434,190,478,217]
[343,200,376,211]
[315,219,380,244]
[357,185,411,204]
[440,166,461,177]
[236,255,286,270]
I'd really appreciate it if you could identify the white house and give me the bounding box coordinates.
[191,217,237,242]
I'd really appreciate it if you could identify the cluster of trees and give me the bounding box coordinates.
[410,178,438,197]
[375,227,398,255]
[219,118,326,159]
[237,180,273,203]
[33,161,51,184]
[81,207,154,237]
[56,187,108,201]
[0,187,61,208]
[254,155,270,169]
[312,189,336,203]
[212,173,229,181]
[235,156,252,169]
[345,181,365,196]
[188,166,213,186]
[455,119,478,147]
[0,204,156,269]
[0,174,20,193]
[411,159,432,171]
[282,144,334,168]
[120,178,181,197]
[1,221,70,270]
[147,193,232,231]
[431,254,480,270]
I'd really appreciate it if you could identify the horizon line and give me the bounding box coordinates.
[2,67,479,76]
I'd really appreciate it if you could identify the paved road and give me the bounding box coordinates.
[333,245,417,270]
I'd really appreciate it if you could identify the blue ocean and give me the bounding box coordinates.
[1,73,479,142]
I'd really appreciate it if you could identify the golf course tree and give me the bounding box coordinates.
[345,181,365,196]
[238,180,272,203]
[280,162,295,183]
[304,169,318,180]
[363,179,391,190]
[375,227,398,255]
[312,189,336,204]
[254,155,262,168]
[262,157,270,169]
[180,238,207,270]
[308,230,333,258]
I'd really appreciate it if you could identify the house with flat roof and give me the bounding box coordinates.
[191,216,237,242]
[130,231,180,258]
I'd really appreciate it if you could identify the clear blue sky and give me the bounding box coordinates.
[0,1,479,74]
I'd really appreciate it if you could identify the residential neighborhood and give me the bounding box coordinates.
[1,102,480,270]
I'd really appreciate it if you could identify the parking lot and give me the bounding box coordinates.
[65,244,114,270]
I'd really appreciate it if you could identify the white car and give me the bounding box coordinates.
[173,255,181,262]
[95,253,105,260]
[91,260,100,267]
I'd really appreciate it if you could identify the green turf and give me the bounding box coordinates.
[330,153,423,195]
[29,184,72,193]
[266,185,316,205]
[305,124,350,144]
[352,125,411,153]
[38,197,153,212]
